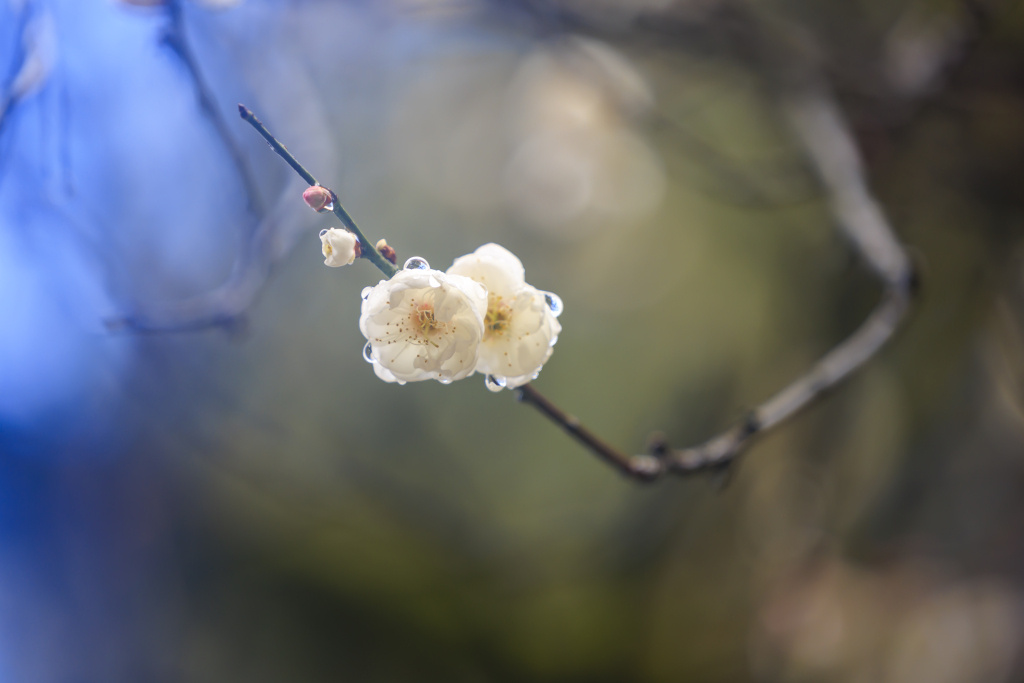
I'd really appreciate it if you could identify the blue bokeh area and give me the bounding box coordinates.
[1,5,132,456]
[1,0,306,433]
[1,0,241,453]
[0,3,288,678]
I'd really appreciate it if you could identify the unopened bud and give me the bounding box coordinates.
[376,238,397,265]
[320,228,359,267]
[303,185,334,213]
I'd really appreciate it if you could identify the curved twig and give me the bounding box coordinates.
[516,84,916,482]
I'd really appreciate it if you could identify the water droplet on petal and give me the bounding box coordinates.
[543,292,564,317]
[361,286,373,300]
[484,375,506,392]
[362,342,375,363]
[319,229,329,238]
[549,334,559,347]
[438,377,453,385]
[323,201,335,211]
[403,256,429,270]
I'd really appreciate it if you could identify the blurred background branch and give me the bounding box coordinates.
[517,8,917,482]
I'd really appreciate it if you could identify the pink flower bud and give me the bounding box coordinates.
[303,185,334,213]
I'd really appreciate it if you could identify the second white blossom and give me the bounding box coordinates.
[447,243,562,389]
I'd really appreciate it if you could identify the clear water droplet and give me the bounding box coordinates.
[484,375,506,392]
[319,229,329,238]
[362,342,375,363]
[403,256,429,270]
[437,377,453,385]
[549,334,559,347]
[323,201,335,211]
[361,286,373,300]
[543,292,564,317]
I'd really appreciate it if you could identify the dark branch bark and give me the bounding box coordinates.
[515,384,662,481]
[516,71,917,482]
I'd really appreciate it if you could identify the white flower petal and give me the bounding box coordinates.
[372,361,404,385]
[448,243,526,298]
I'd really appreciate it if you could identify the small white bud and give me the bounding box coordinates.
[320,228,359,267]
[375,238,397,265]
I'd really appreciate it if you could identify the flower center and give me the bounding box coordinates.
[484,293,513,341]
[410,302,449,346]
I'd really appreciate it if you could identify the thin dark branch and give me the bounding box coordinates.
[238,105,399,279]
[238,104,318,186]
[516,87,916,482]
[109,8,397,333]
[515,384,661,481]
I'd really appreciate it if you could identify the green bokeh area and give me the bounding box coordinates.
[6,1,1024,682]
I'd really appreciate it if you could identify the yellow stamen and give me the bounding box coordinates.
[410,302,449,344]
[484,293,513,341]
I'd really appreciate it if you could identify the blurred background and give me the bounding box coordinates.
[3,0,1024,680]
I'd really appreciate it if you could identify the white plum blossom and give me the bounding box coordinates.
[359,268,488,385]
[320,228,359,267]
[447,243,562,388]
